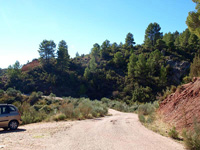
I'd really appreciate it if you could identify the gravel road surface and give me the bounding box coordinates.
[0,109,184,150]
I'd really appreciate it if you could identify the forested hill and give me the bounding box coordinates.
[0,22,200,104]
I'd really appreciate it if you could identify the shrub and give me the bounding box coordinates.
[146,115,155,124]
[168,126,179,139]
[101,97,111,106]
[138,103,155,116]
[53,113,66,121]
[21,107,47,124]
[6,88,20,97]
[29,92,40,105]
[78,99,92,118]
[91,100,107,117]
[183,76,192,84]
[128,104,139,112]
[139,114,146,123]
[182,124,200,150]
[0,89,4,96]
[61,103,74,118]
[49,93,56,97]
[152,101,159,109]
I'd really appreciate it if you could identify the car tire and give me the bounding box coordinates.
[3,127,8,130]
[9,120,18,130]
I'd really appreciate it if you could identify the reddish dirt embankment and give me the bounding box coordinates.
[21,59,40,72]
[159,77,200,131]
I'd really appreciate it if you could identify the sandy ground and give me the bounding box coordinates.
[0,109,185,150]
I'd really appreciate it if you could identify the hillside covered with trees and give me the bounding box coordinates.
[0,23,199,105]
[0,0,200,105]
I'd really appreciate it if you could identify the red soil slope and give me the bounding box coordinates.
[21,59,40,72]
[159,77,200,131]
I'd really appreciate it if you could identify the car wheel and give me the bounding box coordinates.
[9,120,18,130]
[3,127,8,130]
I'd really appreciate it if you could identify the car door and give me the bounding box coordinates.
[0,106,9,127]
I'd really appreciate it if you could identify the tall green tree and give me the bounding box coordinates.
[144,22,163,49]
[159,65,167,86]
[100,40,110,59]
[57,40,70,72]
[38,40,56,66]
[190,54,200,77]
[89,56,97,72]
[111,42,118,53]
[125,33,135,48]
[179,29,191,47]
[91,43,100,59]
[6,61,22,89]
[186,0,200,38]
[163,32,174,50]
[76,52,80,57]
[128,53,137,77]
[134,54,147,79]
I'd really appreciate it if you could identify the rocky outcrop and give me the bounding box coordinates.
[166,59,190,84]
[21,59,40,72]
[159,77,200,131]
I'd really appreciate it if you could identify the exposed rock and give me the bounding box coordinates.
[166,59,190,84]
[21,59,40,72]
[159,77,200,131]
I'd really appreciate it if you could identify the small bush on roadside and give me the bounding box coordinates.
[21,107,47,124]
[168,126,179,139]
[53,113,66,121]
[182,123,200,150]
[146,114,155,124]
[138,103,155,116]
[61,103,74,118]
[139,114,146,123]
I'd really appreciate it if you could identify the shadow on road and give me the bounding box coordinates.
[0,128,26,134]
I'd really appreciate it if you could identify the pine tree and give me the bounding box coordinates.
[38,40,56,66]
[144,22,163,49]
[128,53,137,77]
[57,40,70,72]
[186,0,200,38]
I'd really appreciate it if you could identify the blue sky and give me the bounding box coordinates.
[0,0,196,68]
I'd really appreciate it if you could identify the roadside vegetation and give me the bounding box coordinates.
[182,123,200,150]
[0,88,108,124]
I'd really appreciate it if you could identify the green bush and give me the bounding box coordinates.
[138,103,155,115]
[49,93,56,97]
[168,126,179,139]
[182,124,200,150]
[0,89,4,96]
[53,113,66,121]
[139,114,146,123]
[78,99,93,118]
[6,88,21,97]
[146,115,155,124]
[61,103,74,118]
[22,107,47,124]
[101,97,111,106]
[29,92,40,105]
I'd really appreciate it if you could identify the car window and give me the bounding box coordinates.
[0,106,9,114]
[9,106,16,112]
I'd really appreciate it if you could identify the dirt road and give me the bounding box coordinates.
[0,109,184,150]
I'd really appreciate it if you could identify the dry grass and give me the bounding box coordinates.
[143,113,170,137]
